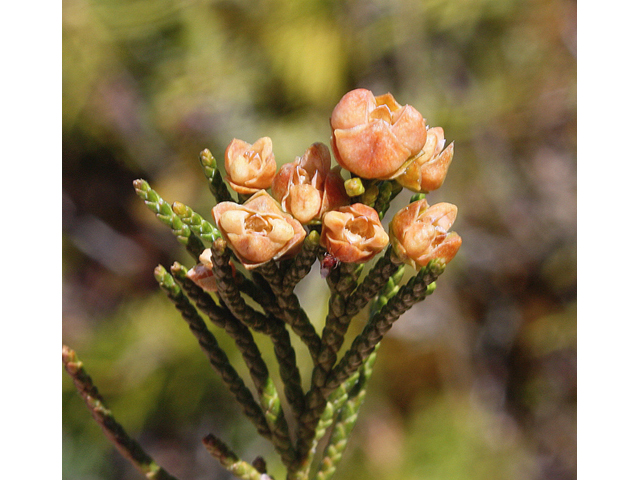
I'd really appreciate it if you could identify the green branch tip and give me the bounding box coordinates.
[199,148,216,168]
[153,264,169,282]
[132,178,147,190]
[171,201,221,243]
[133,179,158,205]
[199,148,234,203]
[306,229,320,244]
[213,236,227,253]
[154,264,181,297]
[62,344,78,368]
[170,262,188,276]
[133,179,205,258]
[344,178,365,197]
[360,183,379,207]
[426,257,447,277]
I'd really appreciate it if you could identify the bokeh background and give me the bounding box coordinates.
[62,0,576,479]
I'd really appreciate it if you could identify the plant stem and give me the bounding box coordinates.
[154,264,272,440]
[311,261,407,480]
[62,346,180,480]
[170,263,297,468]
[171,263,268,390]
[314,345,378,480]
[293,367,362,480]
[281,231,321,294]
[133,179,204,260]
[344,248,402,318]
[203,433,266,480]
[199,149,234,203]
[209,243,306,435]
[325,260,445,391]
[311,263,363,390]
[297,249,401,460]
[171,201,221,244]
[254,260,322,365]
[269,320,307,427]
[373,180,403,219]
[208,241,275,332]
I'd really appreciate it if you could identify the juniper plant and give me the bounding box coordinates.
[63,88,462,480]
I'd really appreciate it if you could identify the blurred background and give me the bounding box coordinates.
[62,0,576,478]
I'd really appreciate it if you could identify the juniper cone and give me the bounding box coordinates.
[62,346,179,480]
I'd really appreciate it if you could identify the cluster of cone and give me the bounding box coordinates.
[189,88,461,289]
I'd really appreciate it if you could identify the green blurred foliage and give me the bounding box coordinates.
[62,0,576,478]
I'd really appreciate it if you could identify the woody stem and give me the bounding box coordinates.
[62,346,180,480]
